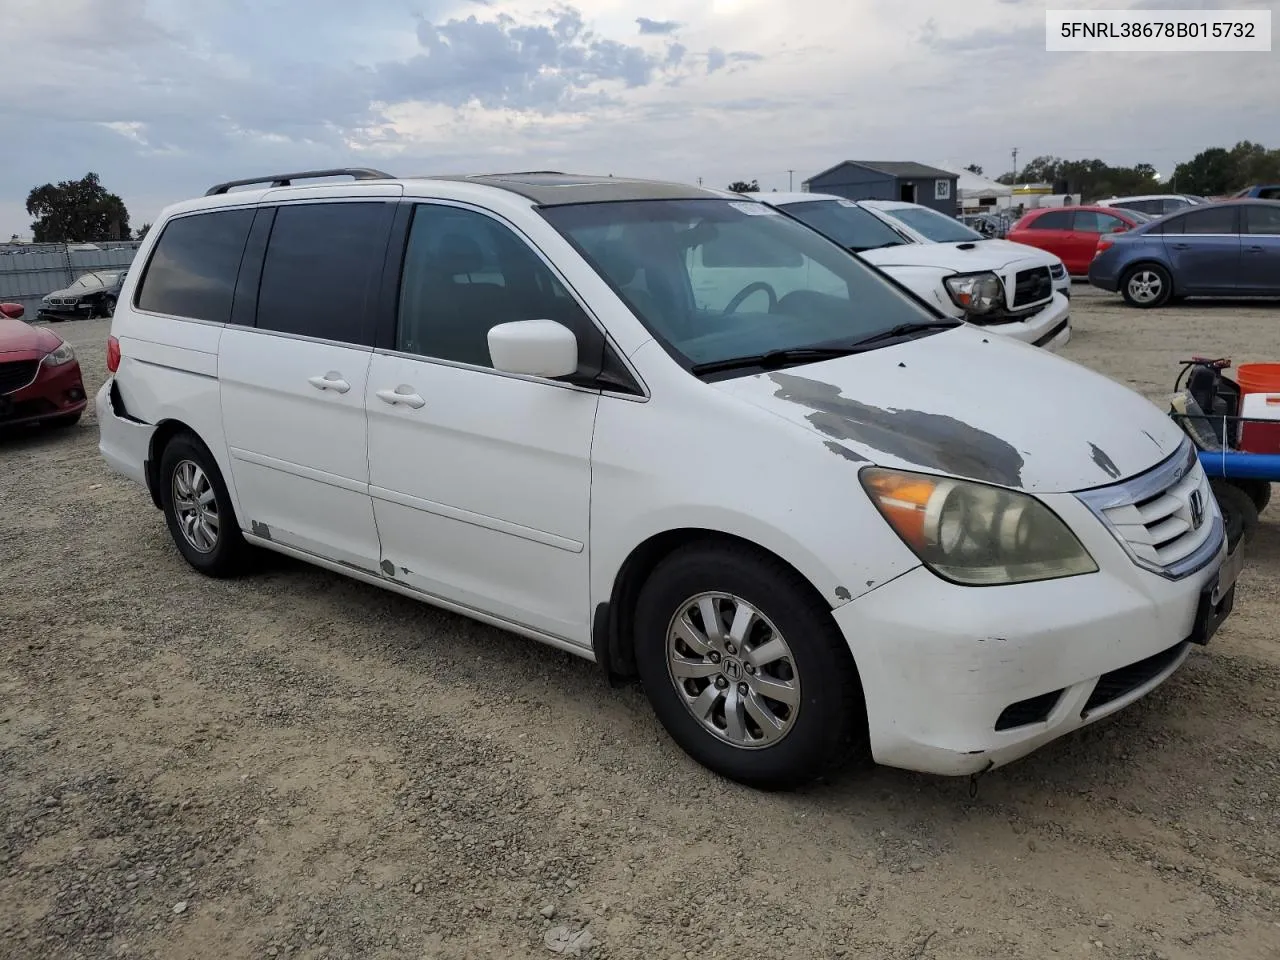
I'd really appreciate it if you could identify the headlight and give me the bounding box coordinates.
[944,272,1004,315]
[42,342,76,367]
[861,467,1097,586]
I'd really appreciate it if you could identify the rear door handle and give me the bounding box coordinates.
[1247,245,1265,253]
[1171,243,1191,250]
[375,386,426,409]
[308,372,351,393]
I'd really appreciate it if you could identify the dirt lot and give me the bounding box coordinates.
[2,288,1278,960]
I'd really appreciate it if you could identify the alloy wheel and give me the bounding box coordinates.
[665,592,801,749]
[171,459,220,553]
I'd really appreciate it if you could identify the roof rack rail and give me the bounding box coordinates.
[204,168,394,197]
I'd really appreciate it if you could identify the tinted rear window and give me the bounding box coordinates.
[1030,210,1072,230]
[255,202,393,346]
[135,209,254,322]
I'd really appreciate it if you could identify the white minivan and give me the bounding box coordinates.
[98,170,1240,789]
[749,192,1071,350]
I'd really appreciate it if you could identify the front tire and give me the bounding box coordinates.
[1211,479,1259,550]
[633,541,868,790]
[158,433,251,577]
[1120,264,1173,308]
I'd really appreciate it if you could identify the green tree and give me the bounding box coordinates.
[25,172,130,243]
[727,179,760,193]
[135,223,152,241]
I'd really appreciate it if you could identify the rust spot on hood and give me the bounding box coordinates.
[770,372,1025,488]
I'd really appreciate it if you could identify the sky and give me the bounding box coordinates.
[2,0,1275,238]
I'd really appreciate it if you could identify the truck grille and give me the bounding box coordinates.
[0,360,39,395]
[1076,440,1222,579]
[1011,267,1053,307]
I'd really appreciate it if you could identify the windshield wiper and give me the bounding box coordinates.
[851,240,905,252]
[691,345,872,375]
[846,319,962,347]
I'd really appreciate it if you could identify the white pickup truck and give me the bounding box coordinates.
[750,193,1072,351]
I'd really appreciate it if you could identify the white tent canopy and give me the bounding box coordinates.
[932,163,1014,200]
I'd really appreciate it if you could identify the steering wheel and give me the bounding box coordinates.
[724,281,778,314]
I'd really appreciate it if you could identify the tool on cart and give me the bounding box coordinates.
[1169,357,1279,547]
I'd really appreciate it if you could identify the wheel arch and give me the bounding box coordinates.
[592,528,856,686]
[145,418,211,509]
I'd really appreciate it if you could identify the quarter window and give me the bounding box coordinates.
[255,202,393,346]
[135,209,254,323]
[396,204,593,370]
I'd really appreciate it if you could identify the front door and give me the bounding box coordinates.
[219,199,395,570]
[364,202,601,645]
[1241,204,1280,294]
[1161,205,1242,295]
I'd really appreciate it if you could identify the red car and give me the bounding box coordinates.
[1007,206,1150,277]
[0,302,88,430]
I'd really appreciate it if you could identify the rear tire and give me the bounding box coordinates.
[1120,264,1173,308]
[633,541,868,790]
[158,433,252,577]
[1211,479,1259,550]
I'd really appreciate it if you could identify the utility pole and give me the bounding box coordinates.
[1011,147,1019,183]
[788,169,795,191]
[697,176,703,186]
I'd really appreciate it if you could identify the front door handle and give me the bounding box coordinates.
[1247,245,1265,253]
[1171,243,1191,250]
[375,386,426,409]
[308,372,351,394]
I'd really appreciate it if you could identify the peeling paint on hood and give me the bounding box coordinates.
[710,326,1185,494]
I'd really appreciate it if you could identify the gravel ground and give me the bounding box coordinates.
[3,287,1279,960]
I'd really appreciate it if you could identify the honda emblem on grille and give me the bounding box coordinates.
[1189,489,1205,530]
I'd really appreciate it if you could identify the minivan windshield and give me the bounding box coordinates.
[879,206,985,243]
[540,198,948,373]
[776,199,908,252]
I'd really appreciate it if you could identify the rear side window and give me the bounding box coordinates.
[1178,206,1238,235]
[1029,210,1072,230]
[135,209,254,322]
[1257,187,1280,201]
[1072,211,1128,233]
[256,202,393,346]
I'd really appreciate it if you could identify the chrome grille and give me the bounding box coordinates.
[1076,439,1223,579]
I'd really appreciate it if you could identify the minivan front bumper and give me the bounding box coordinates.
[835,519,1233,777]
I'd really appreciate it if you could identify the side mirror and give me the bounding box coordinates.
[488,319,578,379]
[0,302,24,319]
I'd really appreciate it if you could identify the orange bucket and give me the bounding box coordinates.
[1235,363,1280,397]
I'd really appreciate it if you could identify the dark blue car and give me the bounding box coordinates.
[1089,200,1280,308]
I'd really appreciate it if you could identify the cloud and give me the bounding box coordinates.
[636,17,681,35]
[0,0,1273,238]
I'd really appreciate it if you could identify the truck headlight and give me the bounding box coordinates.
[861,467,1097,586]
[944,272,1004,315]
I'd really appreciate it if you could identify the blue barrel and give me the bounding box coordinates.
[1197,449,1280,481]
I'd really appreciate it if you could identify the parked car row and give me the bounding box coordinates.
[90,168,1237,791]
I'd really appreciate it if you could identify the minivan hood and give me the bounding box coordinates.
[861,237,1052,272]
[712,326,1184,494]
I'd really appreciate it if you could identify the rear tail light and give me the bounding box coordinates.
[107,335,121,373]
[1094,239,1115,258]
